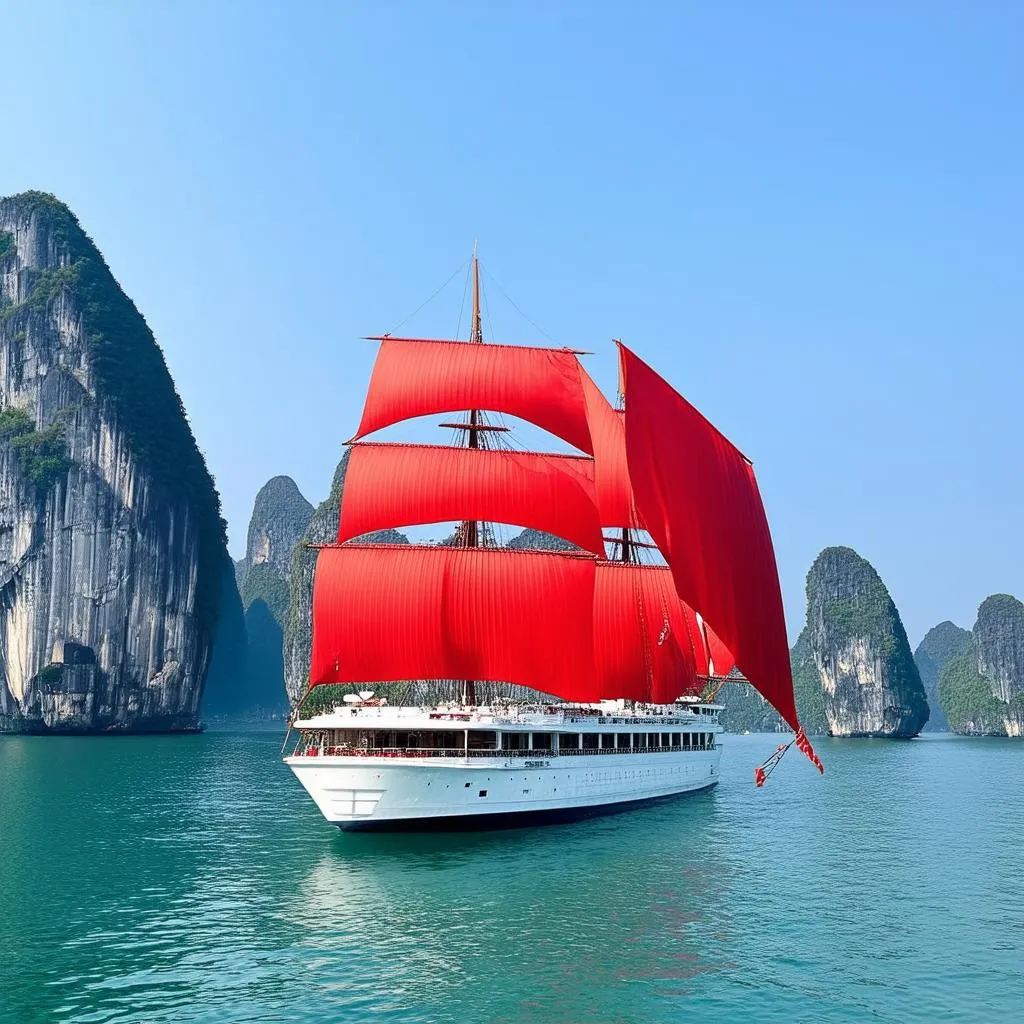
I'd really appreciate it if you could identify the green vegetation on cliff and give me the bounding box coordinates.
[1,192,228,634]
[938,641,1007,734]
[801,546,928,737]
[718,629,829,735]
[936,595,1024,735]
[791,628,829,734]
[717,680,782,733]
[812,547,907,658]
[0,407,71,491]
[914,621,971,731]
[239,562,291,624]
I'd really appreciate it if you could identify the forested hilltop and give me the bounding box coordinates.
[722,546,928,737]
[936,595,1024,736]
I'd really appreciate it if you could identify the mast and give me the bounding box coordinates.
[462,245,484,704]
[465,245,483,545]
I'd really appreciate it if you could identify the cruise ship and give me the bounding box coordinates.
[287,698,723,830]
[285,253,821,830]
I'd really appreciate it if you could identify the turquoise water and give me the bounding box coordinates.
[1,730,1021,1024]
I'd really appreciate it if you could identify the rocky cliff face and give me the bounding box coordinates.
[283,450,407,706]
[201,565,252,716]
[244,476,312,580]
[938,595,1024,736]
[0,192,226,732]
[973,596,1024,709]
[803,546,928,737]
[237,476,308,630]
[226,471,313,712]
[913,621,971,732]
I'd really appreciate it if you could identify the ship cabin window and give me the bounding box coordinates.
[599,734,614,749]
[559,733,580,752]
[532,732,552,751]
[503,732,529,751]
[326,729,472,750]
[658,733,667,747]
[412,731,462,750]
[582,733,600,751]
[671,733,681,748]
[617,733,631,749]
[467,730,498,751]
[683,733,692,749]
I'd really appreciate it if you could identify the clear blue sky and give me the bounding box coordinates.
[3,1,1021,645]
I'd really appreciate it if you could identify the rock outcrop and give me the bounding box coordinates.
[0,192,227,732]
[802,546,928,737]
[244,476,312,581]
[506,528,575,551]
[215,474,313,716]
[938,595,1024,736]
[913,621,971,732]
[283,450,407,706]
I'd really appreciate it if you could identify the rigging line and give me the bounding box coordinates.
[481,265,558,345]
[386,257,471,338]
[454,258,472,341]
[480,265,497,345]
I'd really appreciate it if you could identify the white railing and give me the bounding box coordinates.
[301,706,716,729]
[295,742,716,759]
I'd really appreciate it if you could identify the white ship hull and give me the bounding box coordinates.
[287,747,720,830]
[285,700,724,831]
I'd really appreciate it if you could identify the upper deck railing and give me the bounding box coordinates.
[292,741,718,760]
[296,703,722,730]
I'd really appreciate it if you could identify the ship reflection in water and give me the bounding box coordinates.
[288,790,731,1019]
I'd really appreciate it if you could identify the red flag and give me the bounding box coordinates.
[794,728,825,775]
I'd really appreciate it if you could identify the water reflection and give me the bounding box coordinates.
[10,731,1019,1024]
[291,793,732,1022]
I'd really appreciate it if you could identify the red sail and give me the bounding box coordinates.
[594,562,702,703]
[579,367,640,528]
[310,545,596,699]
[619,344,798,729]
[338,443,604,555]
[354,339,594,454]
[704,623,736,678]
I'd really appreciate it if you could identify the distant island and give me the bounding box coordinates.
[935,595,1024,736]
[721,546,928,737]
[722,546,1024,739]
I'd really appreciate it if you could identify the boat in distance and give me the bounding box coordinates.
[285,251,822,831]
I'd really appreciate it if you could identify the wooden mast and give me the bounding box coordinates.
[462,245,483,704]
[611,338,633,565]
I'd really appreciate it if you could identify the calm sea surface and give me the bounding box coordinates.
[1,729,1021,1024]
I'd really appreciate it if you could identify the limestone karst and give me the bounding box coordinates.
[226,474,314,715]
[0,192,228,732]
[800,546,929,737]
[913,621,971,732]
[938,595,1024,736]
